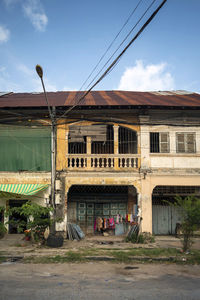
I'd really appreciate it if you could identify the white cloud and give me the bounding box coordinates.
[0,25,10,43]
[0,66,20,91]
[3,0,48,32]
[0,63,57,93]
[22,0,48,32]
[3,0,19,7]
[118,60,174,91]
[62,86,76,91]
[17,63,57,92]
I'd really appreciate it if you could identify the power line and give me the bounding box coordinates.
[84,0,157,91]
[79,0,143,91]
[58,0,167,122]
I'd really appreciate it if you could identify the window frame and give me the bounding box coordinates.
[150,132,170,153]
[176,132,196,153]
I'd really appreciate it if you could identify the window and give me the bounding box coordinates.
[119,126,137,154]
[176,133,196,153]
[150,132,169,153]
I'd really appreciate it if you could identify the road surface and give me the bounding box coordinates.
[0,262,200,300]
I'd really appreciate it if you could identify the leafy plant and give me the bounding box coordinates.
[0,222,7,239]
[0,206,7,239]
[170,195,200,252]
[125,232,155,244]
[6,202,53,243]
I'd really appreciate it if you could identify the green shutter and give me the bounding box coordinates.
[0,126,51,171]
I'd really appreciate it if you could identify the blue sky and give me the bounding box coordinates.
[0,0,200,93]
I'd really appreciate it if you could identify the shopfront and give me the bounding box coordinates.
[67,185,137,234]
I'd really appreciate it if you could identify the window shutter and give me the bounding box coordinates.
[187,134,195,153]
[160,133,169,153]
[176,133,185,153]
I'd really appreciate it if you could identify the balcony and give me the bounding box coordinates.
[66,154,139,170]
[64,124,139,171]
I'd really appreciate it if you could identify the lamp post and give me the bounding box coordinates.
[36,65,63,246]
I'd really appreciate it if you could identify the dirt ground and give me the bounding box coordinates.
[0,234,200,258]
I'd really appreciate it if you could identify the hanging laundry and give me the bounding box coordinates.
[109,217,115,229]
[103,218,107,229]
[116,214,119,224]
[130,214,133,223]
[97,217,103,232]
[120,215,123,223]
[128,214,131,222]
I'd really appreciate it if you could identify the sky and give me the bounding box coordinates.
[0,0,200,93]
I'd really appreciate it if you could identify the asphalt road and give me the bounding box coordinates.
[0,262,200,300]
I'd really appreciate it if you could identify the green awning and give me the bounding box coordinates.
[0,184,49,196]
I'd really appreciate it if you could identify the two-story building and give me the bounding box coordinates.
[0,90,200,235]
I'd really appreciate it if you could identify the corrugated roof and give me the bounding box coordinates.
[0,90,200,108]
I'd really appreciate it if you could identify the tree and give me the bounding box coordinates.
[6,202,53,242]
[173,195,200,252]
[0,206,6,239]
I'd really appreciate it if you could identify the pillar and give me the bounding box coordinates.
[128,186,137,214]
[139,177,152,233]
[113,125,119,168]
[139,116,150,170]
[86,136,91,169]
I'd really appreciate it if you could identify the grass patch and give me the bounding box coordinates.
[76,248,100,256]
[0,256,6,263]
[22,248,200,264]
[24,251,84,263]
[126,248,179,257]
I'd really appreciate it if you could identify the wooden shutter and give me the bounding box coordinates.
[160,133,169,153]
[176,133,185,153]
[187,133,195,153]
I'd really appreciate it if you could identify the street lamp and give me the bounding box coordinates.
[35,65,63,247]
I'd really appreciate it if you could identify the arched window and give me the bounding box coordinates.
[118,126,137,154]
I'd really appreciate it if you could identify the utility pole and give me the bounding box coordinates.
[35,65,63,246]
[51,106,56,233]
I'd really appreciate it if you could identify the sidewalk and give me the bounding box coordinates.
[0,234,200,259]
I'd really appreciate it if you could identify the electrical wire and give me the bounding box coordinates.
[79,0,143,91]
[58,0,167,122]
[83,0,157,92]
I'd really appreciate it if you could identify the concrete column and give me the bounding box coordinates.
[128,186,137,214]
[139,177,152,233]
[86,136,91,169]
[87,136,92,154]
[56,186,69,233]
[139,116,150,170]
[113,125,119,154]
[170,131,176,154]
[65,130,69,155]
[113,125,119,168]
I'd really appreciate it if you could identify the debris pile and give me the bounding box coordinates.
[66,223,85,241]
[127,224,139,240]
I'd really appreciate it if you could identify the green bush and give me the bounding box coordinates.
[125,232,155,244]
[0,222,7,239]
[168,195,200,252]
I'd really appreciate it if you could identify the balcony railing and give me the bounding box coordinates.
[66,154,139,170]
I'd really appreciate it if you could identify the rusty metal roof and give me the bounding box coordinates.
[0,90,200,108]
